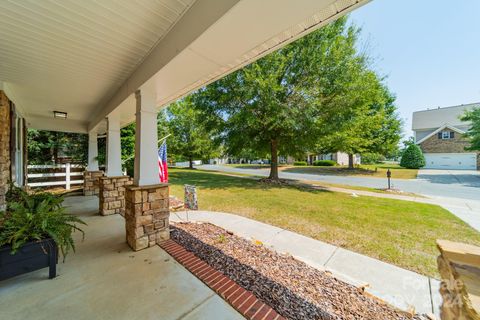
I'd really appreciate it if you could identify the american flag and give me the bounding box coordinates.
[158,140,168,183]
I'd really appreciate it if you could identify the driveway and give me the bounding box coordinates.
[199,165,480,231]
[417,169,480,188]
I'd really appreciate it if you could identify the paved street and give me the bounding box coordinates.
[199,165,480,231]
[202,165,480,200]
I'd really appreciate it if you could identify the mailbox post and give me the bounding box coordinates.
[386,169,391,190]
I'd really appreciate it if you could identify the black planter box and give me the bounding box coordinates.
[0,238,58,281]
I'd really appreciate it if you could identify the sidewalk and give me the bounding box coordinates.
[171,210,442,318]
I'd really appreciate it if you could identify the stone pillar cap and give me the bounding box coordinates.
[126,183,169,191]
[437,239,480,267]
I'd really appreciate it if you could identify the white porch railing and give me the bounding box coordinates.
[27,163,84,189]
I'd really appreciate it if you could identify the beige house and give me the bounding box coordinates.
[413,103,479,170]
[307,152,361,166]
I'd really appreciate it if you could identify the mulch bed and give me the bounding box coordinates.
[171,222,426,320]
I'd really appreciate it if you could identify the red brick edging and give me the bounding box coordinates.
[160,239,285,320]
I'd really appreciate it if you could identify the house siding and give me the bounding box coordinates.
[0,91,11,211]
[415,129,435,142]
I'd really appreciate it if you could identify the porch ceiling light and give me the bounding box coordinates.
[53,111,67,119]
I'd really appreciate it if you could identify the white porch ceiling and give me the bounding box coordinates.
[0,0,195,132]
[0,0,369,133]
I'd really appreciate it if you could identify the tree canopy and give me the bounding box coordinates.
[461,108,480,151]
[165,97,220,168]
[194,17,401,178]
[27,129,88,165]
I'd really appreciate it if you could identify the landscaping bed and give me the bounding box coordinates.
[171,222,425,320]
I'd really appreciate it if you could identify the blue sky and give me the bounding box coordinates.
[349,0,480,139]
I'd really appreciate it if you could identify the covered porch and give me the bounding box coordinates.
[0,0,369,248]
[0,195,244,320]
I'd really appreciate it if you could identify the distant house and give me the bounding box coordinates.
[412,102,479,170]
[306,152,361,166]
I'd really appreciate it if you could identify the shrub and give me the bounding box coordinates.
[293,161,307,166]
[361,153,386,165]
[0,186,86,259]
[400,145,425,169]
[313,160,336,166]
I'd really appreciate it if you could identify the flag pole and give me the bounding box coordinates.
[122,133,172,164]
[157,133,171,145]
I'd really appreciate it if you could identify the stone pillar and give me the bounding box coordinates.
[87,131,99,171]
[83,171,104,196]
[105,114,123,177]
[437,240,480,320]
[125,184,169,251]
[99,176,132,215]
[124,88,169,251]
[0,91,11,211]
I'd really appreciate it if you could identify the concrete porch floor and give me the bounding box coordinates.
[0,196,244,320]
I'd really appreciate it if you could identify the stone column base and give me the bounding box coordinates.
[83,171,104,196]
[99,176,132,216]
[125,184,170,251]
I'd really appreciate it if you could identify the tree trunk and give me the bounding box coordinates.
[269,139,279,180]
[348,153,354,169]
[189,156,193,169]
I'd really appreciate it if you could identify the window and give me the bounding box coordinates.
[438,130,455,140]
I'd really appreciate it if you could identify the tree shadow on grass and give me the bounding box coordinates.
[282,166,377,176]
[169,169,332,194]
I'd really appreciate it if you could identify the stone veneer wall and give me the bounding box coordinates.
[98,176,132,216]
[437,240,480,320]
[420,133,472,153]
[83,171,104,196]
[420,133,480,169]
[125,184,169,251]
[0,91,11,211]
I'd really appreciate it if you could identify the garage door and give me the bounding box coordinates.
[424,153,477,170]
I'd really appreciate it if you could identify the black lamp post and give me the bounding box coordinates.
[386,169,391,190]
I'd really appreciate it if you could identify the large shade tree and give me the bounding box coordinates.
[194,17,400,178]
[316,73,402,168]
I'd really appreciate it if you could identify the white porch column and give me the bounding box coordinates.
[86,131,99,171]
[106,113,123,177]
[134,89,160,186]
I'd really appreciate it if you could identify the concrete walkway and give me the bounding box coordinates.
[0,196,244,320]
[171,210,442,318]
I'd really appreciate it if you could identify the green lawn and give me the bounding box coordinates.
[169,168,480,278]
[281,163,418,180]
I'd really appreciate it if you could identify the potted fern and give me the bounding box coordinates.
[0,186,85,280]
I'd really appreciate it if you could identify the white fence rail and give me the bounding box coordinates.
[27,163,84,190]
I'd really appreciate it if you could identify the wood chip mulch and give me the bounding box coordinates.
[171,222,426,320]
